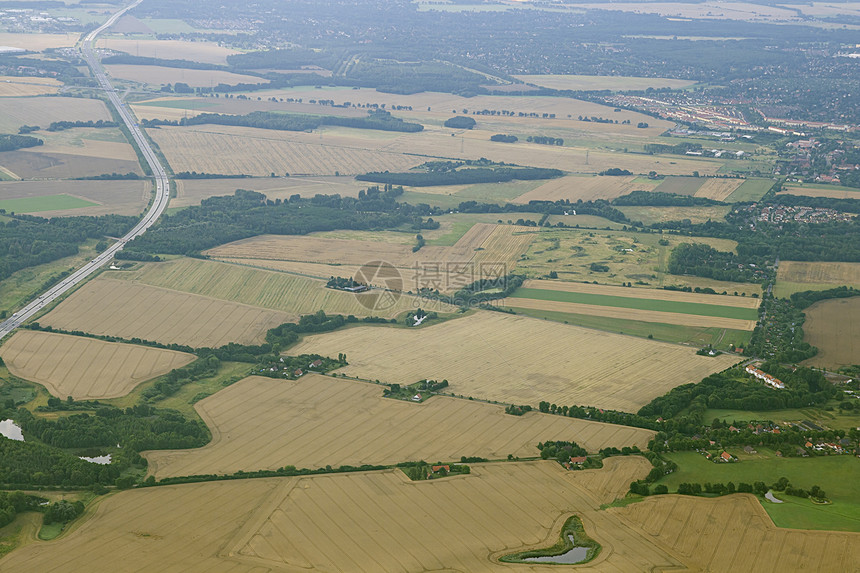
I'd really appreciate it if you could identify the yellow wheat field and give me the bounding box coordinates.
[40,277,291,347]
[0,32,79,52]
[289,312,741,412]
[0,76,61,97]
[694,178,744,201]
[0,97,111,134]
[96,38,240,65]
[104,65,263,88]
[112,258,442,317]
[612,493,860,572]
[0,330,195,400]
[514,174,659,203]
[144,374,654,478]
[147,125,425,176]
[779,184,860,200]
[5,457,856,572]
[777,260,860,286]
[207,223,534,293]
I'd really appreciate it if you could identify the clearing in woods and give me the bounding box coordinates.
[0,180,150,218]
[145,374,654,479]
[773,261,860,297]
[108,258,444,316]
[143,374,654,479]
[147,124,425,176]
[206,223,534,293]
[39,277,292,348]
[3,457,856,573]
[0,330,195,400]
[288,312,741,412]
[103,65,265,88]
[802,297,860,370]
[512,174,660,203]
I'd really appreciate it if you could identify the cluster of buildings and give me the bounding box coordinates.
[745,364,785,389]
[744,204,855,226]
[0,8,79,33]
[603,94,759,132]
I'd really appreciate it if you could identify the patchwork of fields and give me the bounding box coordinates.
[145,374,654,478]
[0,97,112,135]
[289,312,740,412]
[173,176,367,207]
[95,38,240,64]
[39,278,292,347]
[802,297,860,369]
[512,174,659,203]
[0,180,150,217]
[0,76,60,97]
[0,330,195,400]
[207,223,533,293]
[779,183,860,200]
[105,65,265,88]
[503,280,758,330]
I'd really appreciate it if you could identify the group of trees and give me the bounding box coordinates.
[613,191,722,207]
[526,135,563,146]
[357,166,563,187]
[490,134,517,143]
[46,120,117,132]
[145,109,423,133]
[668,243,765,284]
[0,133,42,152]
[444,116,476,129]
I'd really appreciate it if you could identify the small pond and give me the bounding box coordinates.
[79,454,112,465]
[522,535,590,564]
[0,419,24,441]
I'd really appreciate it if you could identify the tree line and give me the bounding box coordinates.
[144,109,423,133]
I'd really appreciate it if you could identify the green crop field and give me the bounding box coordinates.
[726,178,775,202]
[507,305,751,349]
[657,450,860,532]
[510,287,759,320]
[0,194,98,213]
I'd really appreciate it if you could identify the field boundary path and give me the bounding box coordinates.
[0,0,171,342]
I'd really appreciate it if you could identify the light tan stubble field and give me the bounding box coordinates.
[289,312,740,412]
[3,457,856,572]
[144,374,654,479]
[0,330,195,400]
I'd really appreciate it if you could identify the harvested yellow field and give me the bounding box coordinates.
[0,32,79,52]
[780,185,860,199]
[173,176,366,207]
[40,277,291,347]
[520,279,760,308]
[144,374,653,478]
[774,260,860,297]
[5,456,856,572]
[500,297,756,330]
[96,38,240,65]
[617,204,732,225]
[147,125,424,176]
[290,312,740,412]
[0,76,60,97]
[778,260,860,286]
[513,174,659,203]
[612,494,860,572]
[104,65,263,88]
[207,223,533,293]
[0,97,111,134]
[694,177,744,201]
[802,297,860,369]
[112,258,443,317]
[514,74,697,91]
[0,330,195,400]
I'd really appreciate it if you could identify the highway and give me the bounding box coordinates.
[0,0,170,341]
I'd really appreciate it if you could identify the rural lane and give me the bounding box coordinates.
[0,0,170,342]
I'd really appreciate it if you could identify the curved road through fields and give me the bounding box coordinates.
[0,0,169,341]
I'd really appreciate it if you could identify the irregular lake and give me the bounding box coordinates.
[0,419,24,441]
[79,454,112,465]
[522,536,590,564]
